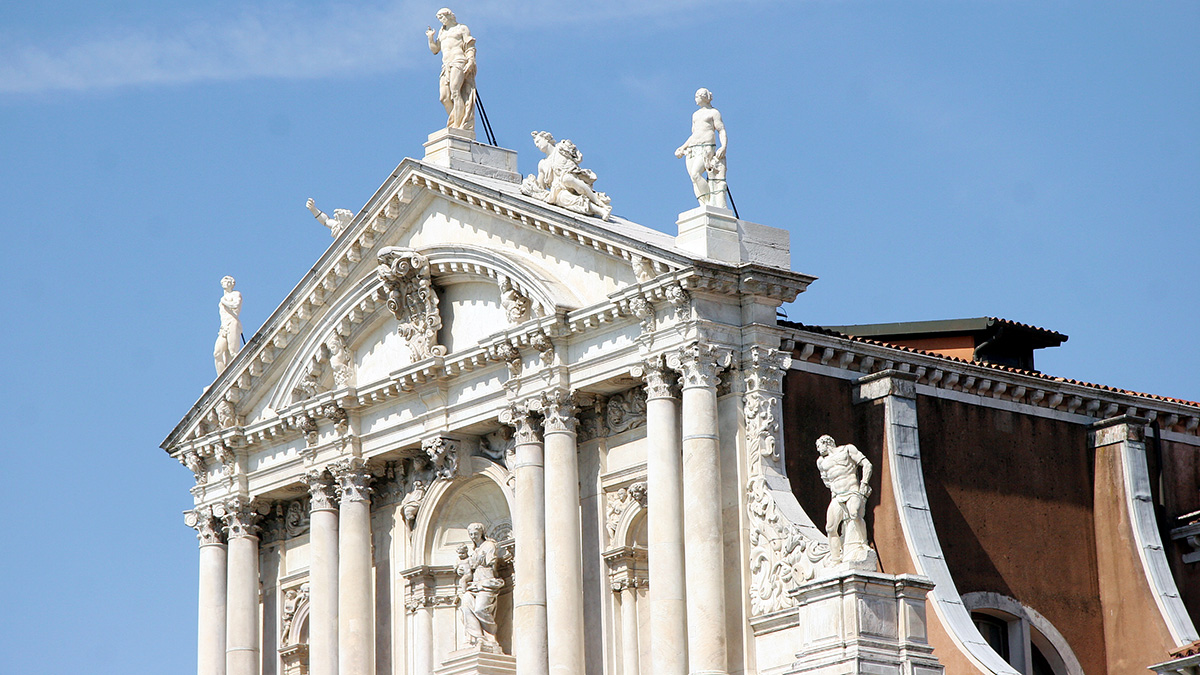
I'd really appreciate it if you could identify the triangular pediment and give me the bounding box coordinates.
[163,157,707,453]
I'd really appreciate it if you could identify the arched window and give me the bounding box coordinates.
[963,592,1084,675]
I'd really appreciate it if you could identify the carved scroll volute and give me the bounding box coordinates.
[376,246,446,360]
[743,346,792,477]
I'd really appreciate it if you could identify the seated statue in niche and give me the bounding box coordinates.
[816,434,875,567]
[520,131,613,220]
[455,522,505,652]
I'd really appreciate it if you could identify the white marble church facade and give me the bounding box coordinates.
[164,120,945,675]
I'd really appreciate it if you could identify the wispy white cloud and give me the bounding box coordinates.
[0,0,761,94]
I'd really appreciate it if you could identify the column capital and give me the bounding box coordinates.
[500,404,542,445]
[304,469,339,512]
[667,342,732,390]
[537,389,577,435]
[633,354,680,400]
[333,457,373,503]
[743,346,791,395]
[216,496,263,540]
[185,506,226,546]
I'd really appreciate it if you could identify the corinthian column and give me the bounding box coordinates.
[540,390,586,675]
[186,506,227,675]
[501,405,549,675]
[636,356,687,675]
[304,470,339,675]
[670,343,731,675]
[218,497,261,675]
[335,458,374,675]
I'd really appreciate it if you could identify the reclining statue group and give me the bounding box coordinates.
[211,7,878,653]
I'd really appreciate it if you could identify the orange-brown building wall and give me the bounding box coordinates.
[915,396,1108,673]
[783,370,974,670]
[1158,437,1200,618]
[880,335,977,361]
[1092,440,1180,672]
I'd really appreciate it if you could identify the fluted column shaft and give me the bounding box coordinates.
[306,471,340,675]
[674,345,729,675]
[504,406,549,675]
[337,459,374,675]
[541,391,586,675]
[641,358,688,675]
[189,508,227,675]
[221,498,261,675]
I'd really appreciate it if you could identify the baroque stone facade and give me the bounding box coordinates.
[164,21,1200,675]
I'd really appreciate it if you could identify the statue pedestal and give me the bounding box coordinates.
[675,205,791,269]
[424,128,520,183]
[785,571,942,675]
[434,647,517,675]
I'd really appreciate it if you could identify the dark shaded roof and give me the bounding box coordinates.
[782,320,1199,409]
[820,317,1067,350]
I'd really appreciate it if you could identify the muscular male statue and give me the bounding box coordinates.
[674,88,728,209]
[815,434,873,564]
[426,8,476,133]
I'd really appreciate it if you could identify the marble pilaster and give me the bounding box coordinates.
[671,343,731,675]
[501,405,549,675]
[540,390,586,675]
[187,507,228,675]
[305,469,340,675]
[336,458,375,675]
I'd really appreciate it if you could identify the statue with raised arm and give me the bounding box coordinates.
[520,131,613,220]
[815,434,873,565]
[307,198,354,238]
[674,88,728,209]
[213,276,243,375]
[426,8,476,133]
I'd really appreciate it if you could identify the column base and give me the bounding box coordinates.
[435,647,517,675]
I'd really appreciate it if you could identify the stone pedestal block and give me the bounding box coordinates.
[435,648,518,675]
[675,205,791,269]
[786,571,942,675]
[424,128,520,183]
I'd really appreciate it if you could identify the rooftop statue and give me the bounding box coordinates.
[306,198,354,238]
[213,276,243,375]
[520,131,613,220]
[674,88,728,209]
[815,434,874,567]
[426,8,476,134]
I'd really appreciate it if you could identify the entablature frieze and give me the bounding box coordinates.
[787,327,1200,442]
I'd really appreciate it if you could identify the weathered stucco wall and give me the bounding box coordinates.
[916,396,1106,673]
[1159,437,1200,618]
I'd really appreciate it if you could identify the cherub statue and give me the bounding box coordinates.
[307,198,354,238]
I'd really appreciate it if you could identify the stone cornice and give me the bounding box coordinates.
[788,326,1200,439]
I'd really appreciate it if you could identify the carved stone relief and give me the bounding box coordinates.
[498,275,530,324]
[180,450,208,484]
[605,481,648,542]
[377,247,446,361]
[605,388,647,435]
[423,437,460,481]
[746,476,828,615]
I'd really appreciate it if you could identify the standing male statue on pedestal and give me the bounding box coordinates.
[426,8,476,134]
[816,434,874,566]
[675,87,728,209]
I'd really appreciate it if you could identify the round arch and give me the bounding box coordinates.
[409,455,515,568]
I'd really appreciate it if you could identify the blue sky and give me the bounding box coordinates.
[0,1,1196,672]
